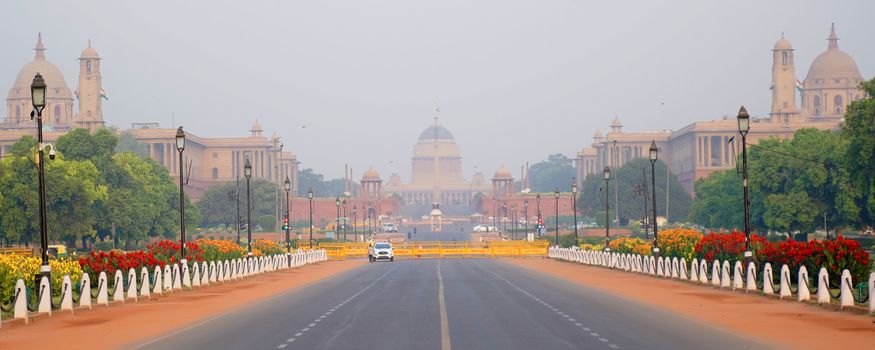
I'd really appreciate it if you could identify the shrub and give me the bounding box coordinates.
[252,239,284,256]
[657,228,703,262]
[258,215,276,231]
[196,239,246,261]
[1,255,83,305]
[145,240,205,265]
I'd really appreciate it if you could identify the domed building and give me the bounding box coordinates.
[800,24,865,120]
[4,34,76,129]
[383,119,491,216]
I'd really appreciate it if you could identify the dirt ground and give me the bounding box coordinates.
[506,258,875,349]
[0,260,365,350]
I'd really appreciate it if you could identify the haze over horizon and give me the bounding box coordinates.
[1,0,871,180]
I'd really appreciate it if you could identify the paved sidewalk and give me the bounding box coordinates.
[506,258,875,349]
[0,260,365,350]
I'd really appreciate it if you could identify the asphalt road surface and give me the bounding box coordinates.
[133,260,767,350]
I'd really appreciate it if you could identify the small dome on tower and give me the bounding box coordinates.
[593,130,603,138]
[493,166,512,180]
[80,40,99,59]
[362,167,381,181]
[773,36,792,50]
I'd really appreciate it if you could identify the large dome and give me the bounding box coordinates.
[804,25,862,82]
[9,34,71,99]
[418,125,454,141]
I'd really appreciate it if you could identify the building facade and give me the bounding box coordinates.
[575,25,866,193]
[2,34,299,199]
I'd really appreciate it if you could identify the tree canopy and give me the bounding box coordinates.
[529,154,576,192]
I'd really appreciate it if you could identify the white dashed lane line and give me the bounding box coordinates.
[277,266,398,349]
[476,263,620,349]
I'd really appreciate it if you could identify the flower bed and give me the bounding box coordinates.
[656,228,702,262]
[1,254,83,305]
[197,239,246,261]
[694,231,768,262]
[608,237,651,256]
[252,239,284,256]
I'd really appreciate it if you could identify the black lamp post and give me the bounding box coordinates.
[342,199,347,241]
[492,197,497,231]
[236,176,241,245]
[284,176,292,255]
[335,197,341,241]
[353,205,358,242]
[511,204,517,239]
[523,200,529,239]
[604,167,611,251]
[571,177,578,245]
[553,188,560,246]
[244,159,253,257]
[308,187,314,248]
[31,73,52,283]
[176,126,187,261]
[536,193,541,238]
[501,204,507,237]
[737,106,753,266]
[649,141,660,258]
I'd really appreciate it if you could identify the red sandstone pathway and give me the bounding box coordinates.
[506,258,875,349]
[0,260,365,350]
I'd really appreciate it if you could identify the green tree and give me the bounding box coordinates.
[529,154,575,192]
[842,78,875,228]
[579,158,691,224]
[115,131,150,158]
[197,179,277,227]
[688,170,745,230]
[297,168,348,197]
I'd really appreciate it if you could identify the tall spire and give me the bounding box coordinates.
[827,23,839,50]
[34,33,46,60]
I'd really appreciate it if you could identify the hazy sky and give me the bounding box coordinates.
[1,1,871,180]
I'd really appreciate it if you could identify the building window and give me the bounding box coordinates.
[212,152,218,158]
[212,167,218,179]
[834,95,843,114]
[15,105,20,119]
[813,95,821,115]
[86,60,92,74]
[781,52,787,65]
[54,105,61,117]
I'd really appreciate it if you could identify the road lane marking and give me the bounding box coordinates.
[280,265,399,349]
[437,261,452,350]
[475,262,620,349]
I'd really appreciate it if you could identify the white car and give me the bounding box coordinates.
[369,242,394,262]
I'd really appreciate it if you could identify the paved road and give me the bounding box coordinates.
[133,260,767,350]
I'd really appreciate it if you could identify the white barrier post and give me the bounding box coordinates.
[162,265,172,292]
[38,276,52,315]
[779,264,791,299]
[671,258,680,279]
[153,266,163,296]
[699,259,709,284]
[656,257,664,276]
[711,260,721,286]
[746,262,757,293]
[839,270,853,309]
[202,262,210,285]
[126,269,138,301]
[816,267,830,305]
[762,263,775,295]
[797,266,810,302]
[732,261,743,290]
[140,267,151,299]
[192,262,201,287]
[690,259,699,282]
[210,261,218,283]
[869,272,874,314]
[113,270,125,303]
[172,264,182,290]
[80,273,92,309]
[13,279,28,323]
[720,261,731,288]
[97,272,109,305]
[60,275,74,312]
[182,261,191,288]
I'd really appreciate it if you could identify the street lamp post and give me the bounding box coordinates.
[649,141,660,258]
[501,204,507,237]
[31,73,52,283]
[553,189,559,247]
[604,167,611,251]
[353,205,358,242]
[737,106,753,267]
[335,197,341,241]
[342,199,347,242]
[236,176,241,245]
[308,188,314,248]
[571,177,578,245]
[511,204,517,239]
[244,159,253,257]
[284,177,292,258]
[536,193,542,238]
[492,197,497,231]
[524,200,529,240]
[175,127,187,261]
